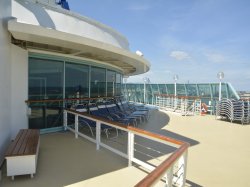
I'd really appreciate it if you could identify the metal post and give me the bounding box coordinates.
[219,81,222,101]
[75,114,78,139]
[63,110,67,131]
[217,72,224,101]
[128,132,134,166]
[173,75,178,110]
[182,150,188,187]
[144,82,146,104]
[96,121,101,150]
[174,150,188,187]
[165,166,173,187]
[112,74,115,97]
[174,82,177,97]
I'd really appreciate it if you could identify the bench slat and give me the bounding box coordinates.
[12,130,29,155]
[5,129,39,157]
[18,130,32,155]
[5,129,25,156]
[24,130,39,155]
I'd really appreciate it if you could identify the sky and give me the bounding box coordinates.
[68,0,250,91]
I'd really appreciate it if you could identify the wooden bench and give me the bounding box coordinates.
[5,129,40,180]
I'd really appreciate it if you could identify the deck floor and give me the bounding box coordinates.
[1,109,250,187]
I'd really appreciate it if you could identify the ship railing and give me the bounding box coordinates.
[64,109,189,186]
[155,94,201,116]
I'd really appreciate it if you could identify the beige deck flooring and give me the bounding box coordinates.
[146,110,250,187]
[1,109,250,186]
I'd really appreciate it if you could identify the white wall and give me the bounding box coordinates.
[10,45,28,138]
[0,0,12,166]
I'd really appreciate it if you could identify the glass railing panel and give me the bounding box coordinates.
[176,84,186,96]
[197,84,212,98]
[158,84,168,94]
[166,84,175,95]
[186,84,198,96]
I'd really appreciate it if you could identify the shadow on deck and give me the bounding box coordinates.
[1,109,201,187]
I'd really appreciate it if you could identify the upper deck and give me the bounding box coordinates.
[8,0,150,75]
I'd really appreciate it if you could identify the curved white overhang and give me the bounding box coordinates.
[8,19,150,75]
[13,0,129,50]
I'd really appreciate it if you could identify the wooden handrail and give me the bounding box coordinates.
[25,96,118,104]
[135,143,189,187]
[67,109,185,146]
[65,109,190,186]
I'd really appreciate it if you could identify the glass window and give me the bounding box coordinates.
[65,62,89,99]
[107,70,116,97]
[29,58,64,100]
[115,73,122,96]
[90,67,106,97]
[28,57,64,129]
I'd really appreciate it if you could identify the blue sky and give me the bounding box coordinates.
[69,0,250,91]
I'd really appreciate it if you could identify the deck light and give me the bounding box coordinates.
[217,72,224,101]
[136,50,144,57]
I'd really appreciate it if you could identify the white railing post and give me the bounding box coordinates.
[128,132,134,166]
[96,121,101,150]
[174,150,188,187]
[165,166,174,187]
[182,150,188,187]
[75,114,79,139]
[63,110,67,131]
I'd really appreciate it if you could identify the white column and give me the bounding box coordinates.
[96,121,101,150]
[127,132,134,166]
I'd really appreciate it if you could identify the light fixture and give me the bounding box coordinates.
[136,50,144,57]
[173,74,179,81]
[217,72,224,81]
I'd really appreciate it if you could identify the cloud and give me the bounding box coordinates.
[205,52,225,63]
[127,4,151,11]
[169,51,190,61]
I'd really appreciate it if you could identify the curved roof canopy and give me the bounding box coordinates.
[8,0,150,75]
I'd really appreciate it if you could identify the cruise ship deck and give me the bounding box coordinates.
[1,109,250,187]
